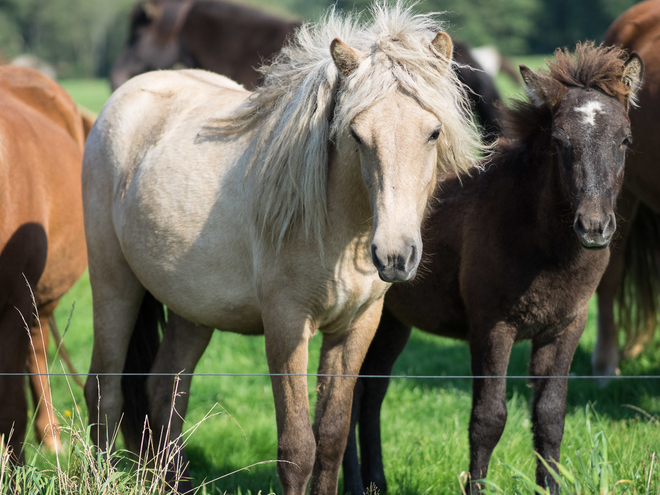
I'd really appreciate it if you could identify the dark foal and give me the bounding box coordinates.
[343,43,643,495]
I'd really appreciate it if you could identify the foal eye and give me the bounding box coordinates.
[429,128,441,142]
[349,128,362,145]
[621,135,632,148]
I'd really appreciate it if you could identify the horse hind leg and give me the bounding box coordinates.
[0,297,34,462]
[593,253,623,383]
[145,311,213,493]
[592,190,636,384]
[84,237,148,453]
[27,305,62,453]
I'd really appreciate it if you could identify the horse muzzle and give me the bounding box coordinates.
[371,242,419,283]
[573,211,616,249]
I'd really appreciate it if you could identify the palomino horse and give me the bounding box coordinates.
[83,6,485,494]
[111,0,502,136]
[591,0,660,380]
[343,43,643,495]
[0,66,87,459]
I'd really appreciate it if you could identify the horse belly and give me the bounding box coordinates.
[115,140,262,333]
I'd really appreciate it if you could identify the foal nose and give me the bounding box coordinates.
[573,212,616,249]
[371,241,419,283]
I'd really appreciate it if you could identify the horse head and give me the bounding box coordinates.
[520,45,643,249]
[330,32,475,282]
[110,0,192,90]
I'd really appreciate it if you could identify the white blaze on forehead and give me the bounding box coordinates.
[575,100,603,126]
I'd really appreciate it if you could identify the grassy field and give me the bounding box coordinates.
[18,58,660,494]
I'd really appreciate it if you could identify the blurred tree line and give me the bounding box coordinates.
[0,0,642,78]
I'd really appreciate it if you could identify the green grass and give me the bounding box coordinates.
[29,66,660,494]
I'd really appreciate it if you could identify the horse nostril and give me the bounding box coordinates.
[407,244,417,270]
[371,244,383,270]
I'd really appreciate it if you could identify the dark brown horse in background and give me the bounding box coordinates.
[110,0,502,136]
[343,44,643,495]
[590,0,660,380]
[0,66,87,459]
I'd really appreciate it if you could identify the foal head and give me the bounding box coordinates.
[519,43,643,249]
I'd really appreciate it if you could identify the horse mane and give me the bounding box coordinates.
[207,3,484,249]
[500,42,633,144]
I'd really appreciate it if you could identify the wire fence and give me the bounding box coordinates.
[5,371,660,380]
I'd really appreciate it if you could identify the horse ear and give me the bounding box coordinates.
[431,32,453,62]
[331,38,363,78]
[520,64,566,109]
[142,2,161,20]
[622,52,644,104]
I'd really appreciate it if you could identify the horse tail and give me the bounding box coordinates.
[120,291,164,451]
[616,202,660,358]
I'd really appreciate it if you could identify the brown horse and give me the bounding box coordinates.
[110,0,298,91]
[0,66,87,459]
[110,0,502,136]
[343,43,643,495]
[590,0,660,380]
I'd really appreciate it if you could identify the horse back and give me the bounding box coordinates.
[605,0,660,52]
[0,66,86,150]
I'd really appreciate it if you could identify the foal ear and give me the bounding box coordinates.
[431,32,453,63]
[622,52,644,105]
[331,38,363,78]
[520,65,566,110]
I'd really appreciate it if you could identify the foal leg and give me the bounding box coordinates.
[530,310,586,495]
[593,190,636,382]
[311,300,384,495]
[468,323,515,493]
[343,307,412,495]
[27,305,62,452]
[145,311,213,493]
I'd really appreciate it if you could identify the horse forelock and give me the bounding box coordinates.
[502,42,634,144]
[207,3,484,250]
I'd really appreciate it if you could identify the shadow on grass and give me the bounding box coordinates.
[187,444,281,494]
[392,330,660,421]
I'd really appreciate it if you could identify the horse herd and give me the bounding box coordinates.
[0,1,659,494]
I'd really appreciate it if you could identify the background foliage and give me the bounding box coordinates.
[0,0,644,78]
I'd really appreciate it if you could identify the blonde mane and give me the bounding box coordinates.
[210,2,485,248]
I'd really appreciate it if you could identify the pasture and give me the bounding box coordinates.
[18,62,660,494]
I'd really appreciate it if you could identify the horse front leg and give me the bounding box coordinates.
[530,309,586,495]
[311,299,384,495]
[468,323,515,493]
[263,306,317,495]
[343,306,412,495]
[145,311,214,494]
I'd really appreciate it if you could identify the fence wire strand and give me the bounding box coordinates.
[3,371,660,380]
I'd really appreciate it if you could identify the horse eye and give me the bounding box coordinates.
[349,128,362,145]
[621,135,632,148]
[429,128,441,142]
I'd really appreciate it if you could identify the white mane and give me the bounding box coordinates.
[211,2,485,249]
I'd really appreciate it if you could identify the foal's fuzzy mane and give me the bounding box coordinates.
[502,42,633,143]
[208,3,484,249]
